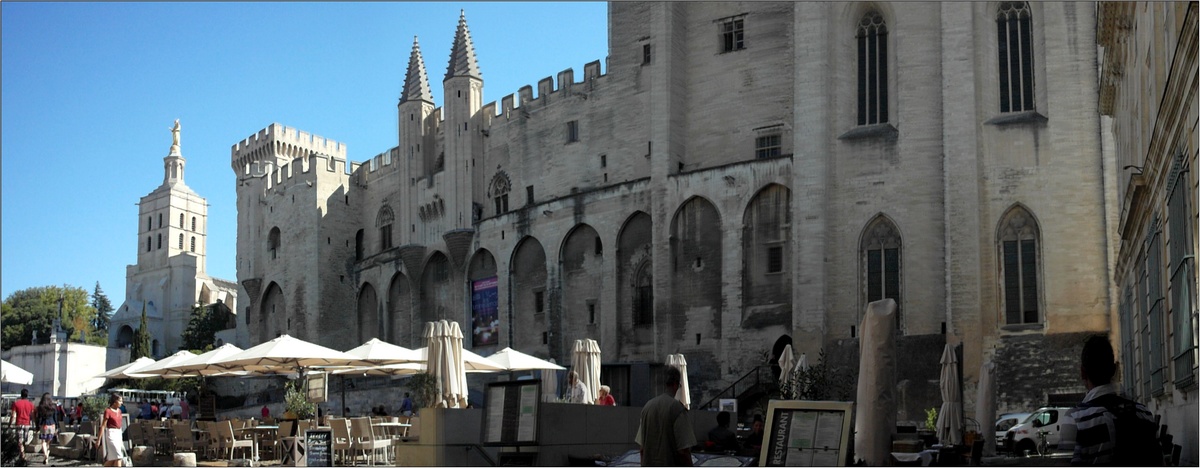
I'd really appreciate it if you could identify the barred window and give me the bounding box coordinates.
[191,217,197,231]
[178,234,184,249]
[1144,227,1168,395]
[997,2,1035,113]
[190,236,196,253]
[157,234,162,250]
[567,120,579,143]
[863,216,902,329]
[179,213,184,228]
[999,206,1040,325]
[857,11,889,125]
[1168,170,1196,386]
[268,227,281,260]
[720,17,745,53]
[756,134,782,159]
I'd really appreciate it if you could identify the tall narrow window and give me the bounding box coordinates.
[566,120,579,143]
[179,234,184,249]
[1146,226,1166,394]
[157,234,162,250]
[376,206,395,252]
[642,44,652,64]
[857,11,889,125]
[490,172,511,216]
[534,290,545,314]
[268,227,281,260]
[146,237,152,252]
[999,206,1041,325]
[997,2,1035,113]
[633,261,653,325]
[147,217,152,231]
[526,186,535,205]
[179,213,184,228]
[1168,169,1196,386]
[862,217,902,329]
[191,217,197,231]
[719,17,745,52]
[755,134,782,159]
[354,229,364,261]
[158,213,163,228]
[190,236,196,253]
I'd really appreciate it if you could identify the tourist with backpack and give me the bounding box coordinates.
[1069,335,1161,466]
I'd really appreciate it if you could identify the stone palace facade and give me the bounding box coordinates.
[228,2,1117,415]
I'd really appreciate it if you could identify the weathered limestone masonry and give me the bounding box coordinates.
[229,2,1113,417]
[1099,2,1198,465]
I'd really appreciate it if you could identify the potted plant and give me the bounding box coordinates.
[283,382,316,420]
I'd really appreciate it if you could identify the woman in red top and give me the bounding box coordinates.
[595,385,617,406]
[98,394,126,467]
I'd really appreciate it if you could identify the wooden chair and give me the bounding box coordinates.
[172,421,196,452]
[276,420,296,463]
[124,422,143,451]
[215,420,255,461]
[350,417,391,466]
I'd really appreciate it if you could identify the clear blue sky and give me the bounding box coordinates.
[1,2,609,309]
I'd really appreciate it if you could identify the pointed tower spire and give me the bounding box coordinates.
[400,36,433,104]
[445,10,482,81]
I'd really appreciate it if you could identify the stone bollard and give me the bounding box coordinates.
[172,452,197,467]
[130,445,155,466]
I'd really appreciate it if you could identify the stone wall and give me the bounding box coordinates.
[993,332,1090,414]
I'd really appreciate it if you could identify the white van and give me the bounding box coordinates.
[1004,406,1075,455]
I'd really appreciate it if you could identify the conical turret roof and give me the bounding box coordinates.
[400,36,433,104]
[445,10,482,81]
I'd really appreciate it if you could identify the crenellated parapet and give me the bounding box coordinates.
[231,123,349,175]
[482,60,606,121]
[351,147,403,185]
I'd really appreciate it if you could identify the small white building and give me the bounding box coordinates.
[2,342,128,397]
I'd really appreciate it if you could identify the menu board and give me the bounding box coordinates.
[759,400,855,467]
[198,394,217,421]
[482,380,541,446]
[304,429,332,467]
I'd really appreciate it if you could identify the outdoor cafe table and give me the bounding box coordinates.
[372,421,412,438]
[237,425,278,461]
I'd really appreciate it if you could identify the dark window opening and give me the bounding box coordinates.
[642,44,651,64]
[756,134,782,159]
[856,11,889,125]
[767,245,783,273]
[720,17,745,52]
[535,291,545,314]
[997,2,1035,113]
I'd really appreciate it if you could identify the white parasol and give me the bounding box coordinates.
[777,344,795,397]
[424,320,468,408]
[666,354,691,409]
[1,359,34,385]
[149,344,247,377]
[541,358,560,402]
[976,358,997,456]
[97,356,158,379]
[571,339,602,403]
[130,350,199,378]
[487,348,567,371]
[936,343,963,446]
[209,334,370,374]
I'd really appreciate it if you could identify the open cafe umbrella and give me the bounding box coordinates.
[130,350,199,379]
[571,339,601,403]
[150,344,248,377]
[210,334,370,374]
[936,343,963,446]
[666,354,691,409]
[409,347,505,373]
[97,356,157,379]
[342,338,423,366]
[487,347,566,372]
[1,359,34,385]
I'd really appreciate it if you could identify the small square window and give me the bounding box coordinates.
[642,44,651,64]
[755,134,782,159]
[567,120,579,143]
[767,246,783,273]
[720,18,745,53]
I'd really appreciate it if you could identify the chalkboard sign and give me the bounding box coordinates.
[482,379,541,446]
[304,429,332,467]
[758,400,855,467]
[198,394,217,421]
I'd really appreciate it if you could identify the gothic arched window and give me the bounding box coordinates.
[997,2,1035,112]
[857,10,888,125]
[179,234,184,249]
[157,233,162,250]
[998,206,1041,325]
[191,217,197,231]
[489,172,511,216]
[376,206,395,251]
[633,261,653,325]
[861,216,902,329]
[179,213,184,228]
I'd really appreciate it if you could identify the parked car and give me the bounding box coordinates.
[995,412,1032,448]
[1004,407,1075,455]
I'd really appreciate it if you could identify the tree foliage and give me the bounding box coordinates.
[1,285,103,350]
[130,303,152,360]
[91,282,114,335]
[780,349,854,401]
[181,302,233,352]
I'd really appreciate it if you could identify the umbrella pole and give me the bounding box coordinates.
[341,375,347,417]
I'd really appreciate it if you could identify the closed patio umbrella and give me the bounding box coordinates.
[976,358,997,456]
[936,343,963,446]
[777,344,795,397]
[541,358,560,402]
[571,339,601,403]
[666,354,691,409]
[1,359,34,385]
[424,320,468,408]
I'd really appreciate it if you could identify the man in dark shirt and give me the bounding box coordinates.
[707,411,740,453]
[1069,335,1159,466]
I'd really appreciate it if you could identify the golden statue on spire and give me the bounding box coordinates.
[170,119,181,147]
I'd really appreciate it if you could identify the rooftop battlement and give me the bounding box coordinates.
[231,123,349,173]
[482,59,606,121]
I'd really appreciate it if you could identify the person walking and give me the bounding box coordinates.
[34,393,58,463]
[98,394,126,467]
[9,389,35,463]
[1069,335,1161,466]
[634,366,696,466]
[400,393,414,417]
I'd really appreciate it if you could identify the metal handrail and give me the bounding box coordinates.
[698,365,773,410]
[447,443,497,466]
